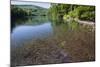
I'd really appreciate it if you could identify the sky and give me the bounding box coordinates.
[11,1,51,8]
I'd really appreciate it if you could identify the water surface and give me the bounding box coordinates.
[11,16,95,65]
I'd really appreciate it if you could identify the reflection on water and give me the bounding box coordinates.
[11,16,53,47]
[11,16,95,66]
[11,16,49,31]
[11,16,88,47]
[11,23,53,47]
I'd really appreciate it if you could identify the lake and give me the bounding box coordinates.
[11,16,81,47]
[11,16,95,66]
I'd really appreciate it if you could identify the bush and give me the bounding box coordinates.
[76,6,95,21]
[11,6,29,18]
[66,6,95,21]
[80,11,95,21]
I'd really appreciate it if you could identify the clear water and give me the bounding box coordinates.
[11,16,95,65]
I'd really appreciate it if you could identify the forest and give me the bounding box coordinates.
[11,5,47,19]
[48,4,95,22]
[11,4,95,22]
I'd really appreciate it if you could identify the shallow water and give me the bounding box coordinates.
[11,22,53,47]
[11,16,79,46]
[11,16,95,66]
[11,16,53,46]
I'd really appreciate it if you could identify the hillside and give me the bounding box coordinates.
[11,5,48,16]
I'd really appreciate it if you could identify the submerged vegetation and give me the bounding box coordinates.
[11,22,95,66]
[11,3,95,67]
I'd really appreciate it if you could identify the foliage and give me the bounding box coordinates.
[48,4,71,21]
[75,6,95,21]
[11,5,30,18]
[48,4,95,22]
[11,5,48,19]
